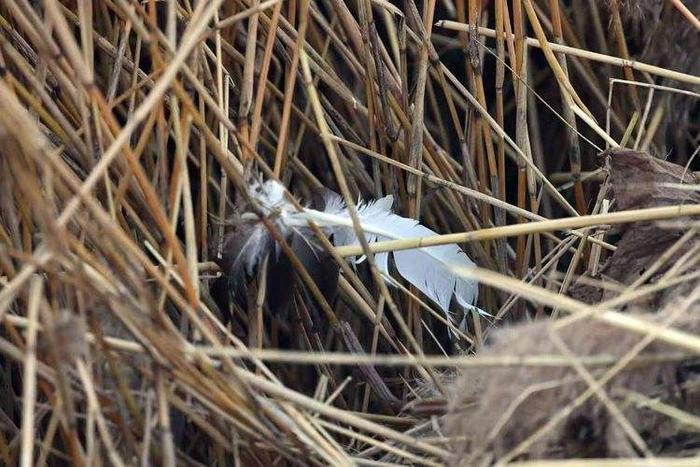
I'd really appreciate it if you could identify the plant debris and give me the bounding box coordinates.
[447,312,700,464]
[571,149,700,306]
[0,1,698,465]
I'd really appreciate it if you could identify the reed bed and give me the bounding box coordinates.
[0,0,698,465]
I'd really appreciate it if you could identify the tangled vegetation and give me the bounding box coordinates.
[0,0,699,465]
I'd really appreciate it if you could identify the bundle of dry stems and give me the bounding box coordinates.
[0,0,699,465]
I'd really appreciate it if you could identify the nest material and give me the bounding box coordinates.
[571,150,700,306]
[446,313,700,464]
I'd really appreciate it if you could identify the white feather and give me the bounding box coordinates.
[293,190,479,321]
[249,180,481,326]
[238,225,270,276]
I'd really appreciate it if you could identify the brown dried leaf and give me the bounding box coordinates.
[571,149,700,306]
[604,149,700,213]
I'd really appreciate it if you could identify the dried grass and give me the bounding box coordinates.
[0,1,698,466]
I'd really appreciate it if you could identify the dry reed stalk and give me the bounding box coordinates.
[0,1,698,465]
